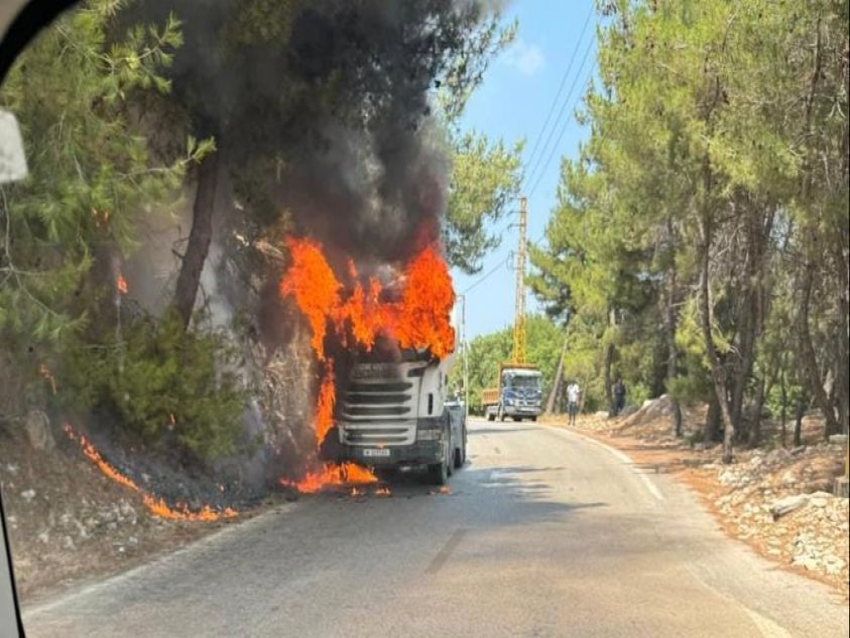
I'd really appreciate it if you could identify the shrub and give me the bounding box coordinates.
[58,312,245,463]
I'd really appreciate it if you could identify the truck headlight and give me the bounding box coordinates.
[504,398,515,406]
[417,428,442,441]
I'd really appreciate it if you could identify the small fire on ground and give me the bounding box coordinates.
[62,423,238,522]
[280,461,378,494]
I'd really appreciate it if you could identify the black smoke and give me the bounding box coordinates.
[129,0,492,266]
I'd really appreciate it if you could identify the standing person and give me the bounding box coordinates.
[566,380,581,426]
[613,378,627,416]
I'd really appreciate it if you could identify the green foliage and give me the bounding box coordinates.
[58,313,245,462]
[529,0,849,442]
[0,0,196,348]
[445,132,524,274]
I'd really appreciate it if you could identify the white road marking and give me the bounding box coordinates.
[742,606,795,638]
[542,426,665,502]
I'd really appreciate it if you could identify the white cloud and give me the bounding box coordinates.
[502,39,545,76]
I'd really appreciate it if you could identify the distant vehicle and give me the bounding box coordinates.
[481,363,543,422]
[444,395,467,469]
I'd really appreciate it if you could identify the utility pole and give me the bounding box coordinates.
[458,294,470,420]
[512,196,528,364]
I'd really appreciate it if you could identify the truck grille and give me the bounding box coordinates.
[341,379,417,445]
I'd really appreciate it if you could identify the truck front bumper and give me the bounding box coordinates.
[342,440,445,467]
[503,405,542,417]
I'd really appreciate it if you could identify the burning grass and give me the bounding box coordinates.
[62,423,237,522]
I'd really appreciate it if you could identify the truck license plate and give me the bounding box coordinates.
[363,448,390,458]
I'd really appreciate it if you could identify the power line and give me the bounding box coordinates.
[462,253,512,294]
[526,61,595,199]
[521,5,595,182]
[524,36,596,197]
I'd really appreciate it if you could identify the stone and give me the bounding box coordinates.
[781,470,798,486]
[823,557,846,576]
[20,489,36,503]
[792,555,820,571]
[808,491,833,507]
[62,535,75,550]
[24,409,55,451]
[770,494,809,520]
[37,530,49,544]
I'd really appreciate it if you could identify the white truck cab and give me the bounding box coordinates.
[328,344,463,484]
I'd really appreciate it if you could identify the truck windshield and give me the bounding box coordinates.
[505,375,541,389]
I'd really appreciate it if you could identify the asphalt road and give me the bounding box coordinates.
[23,418,849,637]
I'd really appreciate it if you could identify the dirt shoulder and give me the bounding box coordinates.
[543,400,849,600]
[0,423,277,604]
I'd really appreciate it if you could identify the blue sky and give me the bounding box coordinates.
[451,0,598,339]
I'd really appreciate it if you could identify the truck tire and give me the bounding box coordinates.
[453,435,464,469]
[428,456,449,485]
[531,415,538,422]
[445,429,454,477]
[487,412,495,422]
[429,418,451,484]
[499,407,506,422]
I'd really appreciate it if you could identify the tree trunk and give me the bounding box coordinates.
[664,250,683,437]
[704,393,721,444]
[793,396,806,447]
[798,261,841,435]
[779,372,788,448]
[604,344,615,418]
[173,151,220,330]
[698,211,735,463]
[835,258,850,435]
[748,375,767,448]
[546,334,568,414]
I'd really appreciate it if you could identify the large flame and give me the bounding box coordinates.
[62,424,237,522]
[278,237,341,360]
[280,235,455,364]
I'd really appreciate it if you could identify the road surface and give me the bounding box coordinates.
[23,418,849,637]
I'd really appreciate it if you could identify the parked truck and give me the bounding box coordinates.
[326,341,466,485]
[482,363,543,422]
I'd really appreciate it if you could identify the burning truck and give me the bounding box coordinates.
[279,235,464,486]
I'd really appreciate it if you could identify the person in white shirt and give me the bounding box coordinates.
[566,381,581,426]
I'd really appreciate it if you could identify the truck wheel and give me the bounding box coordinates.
[428,458,448,485]
[445,432,454,477]
[487,412,495,422]
[531,415,538,422]
[499,408,506,422]
[459,427,467,467]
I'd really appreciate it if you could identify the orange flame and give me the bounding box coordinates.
[375,486,392,497]
[116,274,128,296]
[62,423,237,522]
[279,237,341,360]
[280,235,455,361]
[315,362,336,445]
[280,462,378,494]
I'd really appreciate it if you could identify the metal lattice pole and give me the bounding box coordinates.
[513,196,528,364]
